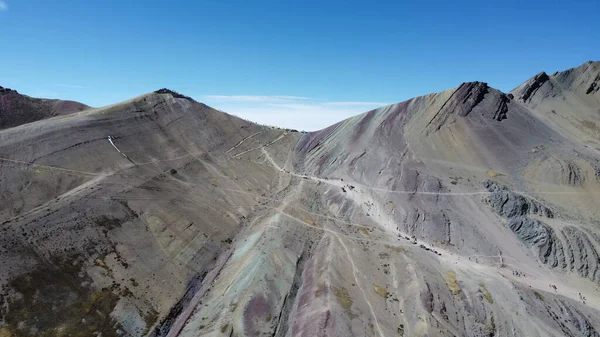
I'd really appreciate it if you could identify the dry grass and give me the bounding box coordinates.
[94,257,113,278]
[334,287,355,318]
[581,120,600,132]
[385,244,406,253]
[94,258,106,268]
[373,284,390,298]
[487,170,504,178]
[0,327,14,337]
[479,284,494,304]
[444,271,462,296]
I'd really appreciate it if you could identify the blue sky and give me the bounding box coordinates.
[1,0,598,130]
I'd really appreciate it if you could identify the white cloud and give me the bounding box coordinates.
[199,94,391,131]
[202,95,310,103]
[323,101,390,106]
[0,1,8,11]
[31,91,60,98]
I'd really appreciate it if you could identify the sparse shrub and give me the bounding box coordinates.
[479,284,493,304]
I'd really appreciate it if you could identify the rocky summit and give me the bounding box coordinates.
[1,61,600,337]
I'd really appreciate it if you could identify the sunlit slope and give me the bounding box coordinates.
[0,90,300,336]
[1,62,600,337]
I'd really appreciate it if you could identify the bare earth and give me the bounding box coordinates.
[1,62,600,337]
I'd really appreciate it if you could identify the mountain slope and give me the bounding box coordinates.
[0,62,600,337]
[0,85,90,129]
[511,60,600,147]
[0,90,301,336]
[287,62,600,336]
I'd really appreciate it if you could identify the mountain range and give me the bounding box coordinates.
[1,61,600,337]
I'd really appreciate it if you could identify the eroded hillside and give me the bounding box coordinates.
[1,62,600,337]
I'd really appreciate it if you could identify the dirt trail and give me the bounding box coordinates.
[226,131,264,154]
[260,148,600,312]
[232,132,289,157]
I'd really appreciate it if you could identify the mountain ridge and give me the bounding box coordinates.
[0,61,600,337]
[4,60,597,134]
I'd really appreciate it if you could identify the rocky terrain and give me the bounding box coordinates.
[0,62,599,337]
[0,85,90,130]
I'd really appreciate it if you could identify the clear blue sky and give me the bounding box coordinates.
[1,0,598,130]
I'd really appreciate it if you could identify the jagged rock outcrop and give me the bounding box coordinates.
[422,81,517,134]
[453,81,489,117]
[425,82,488,133]
[562,226,600,283]
[154,88,194,101]
[508,217,566,268]
[491,92,510,121]
[485,179,600,283]
[587,78,600,95]
[483,180,554,218]
[565,161,585,186]
[518,71,550,102]
[548,299,600,337]
[484,180,568,269]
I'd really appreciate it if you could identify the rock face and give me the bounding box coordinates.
[509,218,566,267]
[483,180,568,269]
[424,82,514,134]
[518,71,550,102]
[484,180,554,219]
[0,85,90,129]
[1,62,600,337]
[484,177,600,283]
[154,88,194,100]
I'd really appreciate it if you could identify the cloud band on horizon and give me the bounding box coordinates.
[198,94,391,131]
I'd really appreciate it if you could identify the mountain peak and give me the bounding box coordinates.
[510,61,600,104]
[153,88,195,101]
[517,71,550,102]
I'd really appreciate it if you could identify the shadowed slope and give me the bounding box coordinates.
[0,85,90,129]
